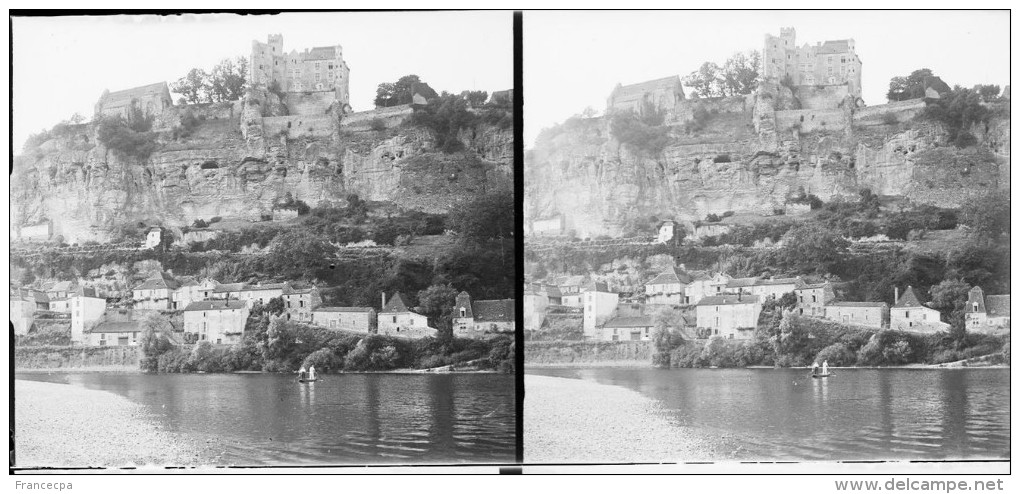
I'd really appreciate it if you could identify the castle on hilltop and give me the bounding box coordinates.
[763,27,862,100]
[249,34,351,114]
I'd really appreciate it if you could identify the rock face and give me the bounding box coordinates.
[11,97,512,243]
[526,91,1008,238]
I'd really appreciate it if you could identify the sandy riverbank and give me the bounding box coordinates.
[14,380,203,469]
[525,360,650,369]
[525,375,725,463]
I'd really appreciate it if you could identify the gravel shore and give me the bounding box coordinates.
[525,375,724,463]
[14,380,202,469]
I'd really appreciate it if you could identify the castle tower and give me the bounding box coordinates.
[250,34,351,113]
[763,27,863,102]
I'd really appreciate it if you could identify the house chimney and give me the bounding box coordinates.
[894,287,899,304]
[381,292,387,309]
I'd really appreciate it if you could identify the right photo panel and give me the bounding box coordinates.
[523,10,1010,467]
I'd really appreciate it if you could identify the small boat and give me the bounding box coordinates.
[299,365,318,383]
[810,373,834,378]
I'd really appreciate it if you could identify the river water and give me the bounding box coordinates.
[529,367,1009,461]
[17,372,516,466]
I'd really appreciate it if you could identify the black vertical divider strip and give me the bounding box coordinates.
[512,10,525,466]
[9,15,17,473]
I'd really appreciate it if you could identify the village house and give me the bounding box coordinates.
[272,205,301,222]
[690,223,733,241]
[551,275,585,307]
[144,227,165,249]
[727,276,801,300]
[582,281,620,339]
[242,282,291,307]
[684,272,731,305]
[211,282,247,301]
[311,307,376,333]
[183,300,250,345]
[965,286,1010,333]
[795,282,836,317]
[47,297,71,313]
[523,284,550,331]
[94,82,173,119]
[85,309,156,347]
[890,286,949,333]
[656,220,680,244]
[695,293,762,340]
[452,291,515,339]
[172,277,203,310]
[377,292,435,338]
[198,278,220,299]
[46,280,75,300]
[70,287,107,344]
[10,288,45,336]
[17,220,53,242]
[606,75,685,118]
[132,271,180,310]
[823,301,888,329]
[600,315,654,342]
[282,285,322,322]
[644,265,693,305]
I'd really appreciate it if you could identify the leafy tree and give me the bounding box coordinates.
[922,86,991,147]
[460,90,489,107]
[171,68,211,104]
[652,307,684,367]
[375,75,437,108]
[719,51,761,96]
[887,68,950,102]
[609,106,670,155]
[408,92,477,153]
[929,278,971,340]
[973,84,1001,102]
[208,57,249,102]
[447,190,514,242]
[959,190,1010,240]
[417,284,458,343]
[682,62,723,98]
[96,109,157,161]
[775,224,850,274]
[139,312,175,371]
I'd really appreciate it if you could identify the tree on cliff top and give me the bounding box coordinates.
[171,57,248,105]
[682,51,761,98]
[375,75,438,108]
[886,68,951,102]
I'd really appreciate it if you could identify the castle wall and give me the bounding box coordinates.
[853,98,927,125]
[282,91,337,116]
[674,95,752,124]
[775,108,847,133]
[155,101,241,131]
[340,105,414,131]
[263,114,335,139]
[792,85,849,110]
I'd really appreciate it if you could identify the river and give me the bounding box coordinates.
[17,372,516,466]
[529,367,1009,461]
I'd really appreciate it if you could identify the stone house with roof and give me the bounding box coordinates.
[282,285,322,323]
[70,287,107,344]
[795,281,836,317]
[823,301,888,329]
[965,286,1010,333]
[684,273,731,306]
[85,309,156,346]
[46,280,75,300]
[607,75,685,119]
[890,286,949,333]
[132,272,180,310]
[582,281,619,338]
[695,293,762,340]
[727,276,801,301]
[377,292,434,338]
[601,315,654,342]
[452,291,515,339]
[645,266,693,305]
[10,288,46,336]
[95,82,173,119]
[183,300,250,345]
[312,307,376,333]
[524,284,551,331]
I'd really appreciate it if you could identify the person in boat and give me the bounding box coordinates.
[298,366,307,381]
[821,360,829,375]
[811,361,820,375]
[308,365,316,380]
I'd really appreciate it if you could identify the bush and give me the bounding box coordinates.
[302,348,344,373]
[814,342,855,367]
[881,113,899,125]
[713,154,732,163]
[608,103,670,156]
[96,114,157,160]
[369,118,387,132]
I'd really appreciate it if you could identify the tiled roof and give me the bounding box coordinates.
[604,316,654,328]
[183,300,248,312]
[581,280,611,293]
[283,285,317,295]
[133,272,180,291]
[382,292,410,313]
[213,283,246,293]
[455,291,474,318]
[472,299,514,323]
[104,82,169,107]
[798,282,829,290]
[966,286,986,313]
[555,275,585,287]
[647,266,693,286]
[91,321,143,334]
[757,277,801,286]
[986,295,1010,318]
[696,294,759,306]
[48,281,74,292]
[894,286,924,308]
[726,277,759,288]
[246,283,289,291]
[612,76,681,102]
[307,46,338,59]
[817,39,852,55]
[177,277,199,288]
[313,307,373,313]
[827,301,888,308]
[72,286,101,298]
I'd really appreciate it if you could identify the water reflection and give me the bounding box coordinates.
[18,372,515,465]
[531,367,1009,461]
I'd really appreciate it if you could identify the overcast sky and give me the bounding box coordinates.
[12,11,512,152]
[524,10,1010,147]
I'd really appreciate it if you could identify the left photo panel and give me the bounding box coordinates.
[11,11,517,470]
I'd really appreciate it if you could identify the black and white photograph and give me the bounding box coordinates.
[523,10,1010,468]
[10,10,516,470]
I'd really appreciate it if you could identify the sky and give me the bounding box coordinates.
[11,11,513,152]
[524,10,1010,147]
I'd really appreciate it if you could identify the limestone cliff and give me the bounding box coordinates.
[11,99,512,243]
[526,91,1008,238]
